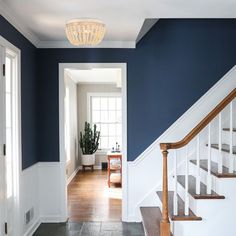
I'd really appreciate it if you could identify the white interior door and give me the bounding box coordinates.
[0,45,7,236]
[0,44,18,236]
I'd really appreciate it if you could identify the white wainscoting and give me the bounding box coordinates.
[21,162,68,236]
[20,163,40,236]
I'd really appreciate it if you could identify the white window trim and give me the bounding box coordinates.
[87,92,122,152]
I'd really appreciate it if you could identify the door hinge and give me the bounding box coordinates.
[3,144,6,156]
[4,222,7,235]
[3,64,5,77]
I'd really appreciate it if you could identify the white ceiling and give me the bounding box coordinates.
[65,68,122,87]
[1,0,236,48]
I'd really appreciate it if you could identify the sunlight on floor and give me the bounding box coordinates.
[103,186,122,200]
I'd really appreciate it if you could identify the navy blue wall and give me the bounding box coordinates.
[37,19,236,162]
[0,16,38,169]
[1,17,236,167]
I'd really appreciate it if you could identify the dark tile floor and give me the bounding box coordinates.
[33,222,145,236]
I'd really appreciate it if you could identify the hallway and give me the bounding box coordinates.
[68,170,122,222]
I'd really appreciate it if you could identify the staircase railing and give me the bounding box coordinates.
[159,88,236,236]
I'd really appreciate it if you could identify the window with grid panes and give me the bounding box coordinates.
[90,94,122,150]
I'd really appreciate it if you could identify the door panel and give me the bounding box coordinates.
[0,45,6,236]
[0,45,16,236]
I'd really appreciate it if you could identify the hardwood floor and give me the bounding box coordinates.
[67,170,122,222]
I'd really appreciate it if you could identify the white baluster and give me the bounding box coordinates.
[218,113,223,174]
[229,102,234,173]
[196,134,200,195]
[207,124,212,195]
[185,146,189,215]
[173,150,178,215]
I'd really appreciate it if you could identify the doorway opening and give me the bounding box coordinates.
[0,37,21,236]
[59,63,127,222]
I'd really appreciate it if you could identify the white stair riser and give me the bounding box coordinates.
[210,147,236,170]
[222,130,236,145]
[188,161,234,195]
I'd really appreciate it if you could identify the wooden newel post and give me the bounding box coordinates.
[160,149,171,236]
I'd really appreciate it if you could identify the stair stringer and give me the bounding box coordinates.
[126,65,236,222]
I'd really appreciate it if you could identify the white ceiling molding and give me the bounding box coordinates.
[136,19,159,43]
[0,0,137,49]
[0,0,39,47]
[37,40,136,49]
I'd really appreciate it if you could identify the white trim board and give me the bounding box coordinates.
[67,166,79,185]
[38,40,136,49]
[78,165,102,170]
[126,65,236,221]
[59,63,128,221]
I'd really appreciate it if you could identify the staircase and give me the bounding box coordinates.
[140,89,236,236]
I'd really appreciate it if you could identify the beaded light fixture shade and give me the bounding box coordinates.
[65,19,106,46]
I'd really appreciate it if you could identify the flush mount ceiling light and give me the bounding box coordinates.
[65,18,106,46]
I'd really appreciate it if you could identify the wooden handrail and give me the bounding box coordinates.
[159,88,236,236]
[160,88,236,150]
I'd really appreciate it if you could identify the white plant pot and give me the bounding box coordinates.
[81,153,95,166]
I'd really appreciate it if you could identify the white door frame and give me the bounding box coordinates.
[58,63,128,221]
[0,36,21,236]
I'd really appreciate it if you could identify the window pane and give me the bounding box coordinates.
[101,111,108,122]
[116,97,122,110]
[101,137,109,149]
[109,124,116,136]
[108,97,116,110]
[6,57,11,93]
[101,124,108,136]
[101,97,108,110]
[6,128,12,158]
[116,110,122,123]
[117,137,122,149]
[109,137,117,149]
[92,97,100,110]
[116,124,122,136]
[94,123,100,132]
[108,111,116,122]
[92,111,100,123]
[90,95,122,150]
[6,93,11,128]
[6,127,12,198]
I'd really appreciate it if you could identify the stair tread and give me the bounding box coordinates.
[190,159,236,178]
[209,143,236,154]
[223,128,236,132]
[177,175,225,199]
[140,207,162,236]
[157,191,202,221]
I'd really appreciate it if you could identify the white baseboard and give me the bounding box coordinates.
[23,218,41,236]
[23,215,68,236]
[78,165,102,170]
[40,215,68,223]
[67,166,80,185]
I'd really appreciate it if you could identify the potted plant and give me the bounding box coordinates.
[79,122,100,167]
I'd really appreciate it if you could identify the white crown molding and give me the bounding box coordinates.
[0,0,40,47]
[37,40,136,48]
[0,1,136,48]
